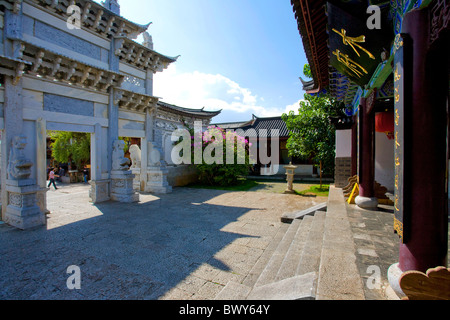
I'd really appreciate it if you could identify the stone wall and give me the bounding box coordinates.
[167,165,198,187]
[335,157,352,188]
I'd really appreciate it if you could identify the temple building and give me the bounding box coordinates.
[291,0,449,295]
[0,0,220,229]
[215,115,315,177]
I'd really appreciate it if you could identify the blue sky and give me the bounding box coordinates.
[104,0,308,123]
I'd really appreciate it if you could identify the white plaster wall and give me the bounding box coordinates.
[335,129,352,158]
[375,132,395,192]
[276,165,314,176]
[261,164,313,176]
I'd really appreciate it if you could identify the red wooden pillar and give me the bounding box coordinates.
[351,115,358,177]
[396,9,449,273]
[355,97,378,209]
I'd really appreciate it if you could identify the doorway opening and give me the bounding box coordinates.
[45,130,93,227]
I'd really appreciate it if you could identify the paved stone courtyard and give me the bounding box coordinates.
[0,183,327,300]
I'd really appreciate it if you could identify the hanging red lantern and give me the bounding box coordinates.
[375,111,395,140]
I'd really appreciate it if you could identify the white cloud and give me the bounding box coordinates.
[284,100,304,114]
[153,65,300,119]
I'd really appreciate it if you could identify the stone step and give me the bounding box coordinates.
[253,219,304,288]
[241,222,290,288]
[281,202,327,223]
[215,210,326,300]
[214,222,290,300]
[275,215,314,281]
[247,272,317,300]
[296,211,326,276]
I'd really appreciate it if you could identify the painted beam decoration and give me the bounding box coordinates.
[327,2,390,87]
[393,33,412,243]
[390,0,433,35]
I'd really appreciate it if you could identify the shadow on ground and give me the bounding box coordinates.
[0,187,285,300]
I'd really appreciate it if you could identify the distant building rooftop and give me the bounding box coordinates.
[214,115,290,138]
[157,101,222,119]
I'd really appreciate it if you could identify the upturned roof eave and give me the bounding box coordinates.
[291,0,329,92]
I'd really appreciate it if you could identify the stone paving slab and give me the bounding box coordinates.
[0,183,326,300]
[346,203,400,300]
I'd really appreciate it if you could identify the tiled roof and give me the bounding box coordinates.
[211,121,252,130]
[216,116,290,138]
[157,101,222,119]
[246,116,290,137]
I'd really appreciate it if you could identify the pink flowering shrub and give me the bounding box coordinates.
[190,125,252,186]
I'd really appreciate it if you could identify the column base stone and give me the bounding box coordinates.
[355,195,378,209]
[145,166,172,194]
[387,263,406,299]
[4,180,46,230]
[89,180,111,204]
[110,171,139,203]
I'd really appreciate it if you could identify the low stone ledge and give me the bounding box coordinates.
[316,186,366,300]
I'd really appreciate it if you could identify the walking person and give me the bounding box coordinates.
[83,166,89,183]
[48,168,59,190]
[58,166,65,182]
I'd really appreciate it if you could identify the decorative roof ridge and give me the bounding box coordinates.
[114,35,180,63]
[213,120,252,125]
[96,0,151,32]
[157,101,222,118]
[25,0,150,39]
[251,115,284,121]
[158,101,221,113]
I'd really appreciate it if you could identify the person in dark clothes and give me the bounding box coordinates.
[58,166,65,182]
[83,167,89,183]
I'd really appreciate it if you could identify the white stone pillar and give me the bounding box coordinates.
[2,76,24,221]
[35,118,49,214]
[4,135,45,230]
[140,108,153,192]
[146,69,154,96]
[89,123,110,203]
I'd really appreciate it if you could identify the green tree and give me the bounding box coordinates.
[303,64,312,79]
[282,65,343,187]
[49,131,90,170]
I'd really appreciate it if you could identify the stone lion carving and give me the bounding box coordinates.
[129,144,141,169]
[112,140,130,171]
[7,135,33,180]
